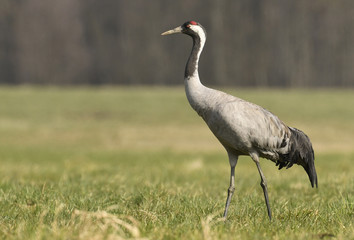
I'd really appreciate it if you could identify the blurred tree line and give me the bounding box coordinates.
[1,0,354,87]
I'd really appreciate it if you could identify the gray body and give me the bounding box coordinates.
[162,21,317,220]
[186,81,290,159]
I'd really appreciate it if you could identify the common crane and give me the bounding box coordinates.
[161,21,318,220]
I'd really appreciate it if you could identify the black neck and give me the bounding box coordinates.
[184,35,202,79]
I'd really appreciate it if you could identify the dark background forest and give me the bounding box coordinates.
[1,0,354,87]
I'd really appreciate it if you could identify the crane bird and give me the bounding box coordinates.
[161,21,318,220]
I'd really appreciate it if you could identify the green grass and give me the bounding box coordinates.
[0,86,353,239]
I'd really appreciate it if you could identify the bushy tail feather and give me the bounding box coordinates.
[304,160,318,188]
[278,127,318,188]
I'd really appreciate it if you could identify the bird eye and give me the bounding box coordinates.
[186,24,191,28]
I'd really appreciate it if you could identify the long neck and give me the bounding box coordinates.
[184,31,209,116]
[184,33,206,80]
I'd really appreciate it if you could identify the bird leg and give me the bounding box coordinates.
[251,153,272,220]
[223,166,235,218]
[223,154,238,219]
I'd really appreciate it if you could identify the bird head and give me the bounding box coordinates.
[161,21,206,39]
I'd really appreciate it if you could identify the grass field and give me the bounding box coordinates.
[0,87,353,239]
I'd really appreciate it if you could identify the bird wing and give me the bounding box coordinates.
[243,102,290,152]
[204,95,291,159]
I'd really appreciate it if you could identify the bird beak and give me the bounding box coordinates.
[161,26,183,36]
